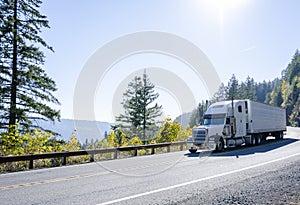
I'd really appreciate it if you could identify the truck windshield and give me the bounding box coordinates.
[203,114,226,125]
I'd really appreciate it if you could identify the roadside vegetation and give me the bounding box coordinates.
[189,50,300,127]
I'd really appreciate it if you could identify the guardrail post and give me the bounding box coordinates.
[90,154,95,162]
[167,145,170,152]
[133,149,138,157]
[114,150,118,159]
[29,159,33,169]
[180,144,183,151]
[62,156,67,166]
[151,147,155,155]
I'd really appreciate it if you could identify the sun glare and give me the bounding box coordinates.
[210,0,248,10]
[205,0,248,29]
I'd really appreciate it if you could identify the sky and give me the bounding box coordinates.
[39,0,300,122]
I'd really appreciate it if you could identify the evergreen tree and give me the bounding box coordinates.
[116,71,162,142]
[189,101,208,127]
[245,76,257,100]
[280,50,300,126]
[0,0,60,131]
[256,80,272,103]
[226,74,240,100]
[211,83,226,103]
[239,81,247,99]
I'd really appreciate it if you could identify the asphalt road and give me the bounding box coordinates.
[0,127,299,205]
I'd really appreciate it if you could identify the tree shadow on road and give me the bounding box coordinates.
[185,138,299,158]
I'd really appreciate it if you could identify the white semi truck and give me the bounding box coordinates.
[188,100,286,153]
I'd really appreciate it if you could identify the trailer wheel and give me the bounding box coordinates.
[215,138,224,152]
[280,132,284,139]
[261,134,267,142]
[189,149,197,153]
[275,132,283,140]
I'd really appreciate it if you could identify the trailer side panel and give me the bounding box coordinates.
[248,100,286,134]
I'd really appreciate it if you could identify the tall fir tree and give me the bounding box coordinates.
[280,50,300,126]
[211,83,226,103]
[116,71,162,142]
[226,74,240,100]
[0,0,60,131]
[245,76,257,100]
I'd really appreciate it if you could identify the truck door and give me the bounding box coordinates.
[234,101,247,137]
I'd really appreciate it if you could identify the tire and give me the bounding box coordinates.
[280,132,284,139]
[261,135,267,142]
[256,134,262,145]
[251,135,256,146]
[275,132,283,140]
[215,138,224,152]
[189,149,197,153]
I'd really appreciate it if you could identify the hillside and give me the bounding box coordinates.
[34,119,112,143]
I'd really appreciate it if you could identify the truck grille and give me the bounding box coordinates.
[192,128,206,144]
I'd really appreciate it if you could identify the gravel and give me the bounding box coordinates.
[171,160,300,205]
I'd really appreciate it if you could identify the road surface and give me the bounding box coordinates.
[0,127,299,204]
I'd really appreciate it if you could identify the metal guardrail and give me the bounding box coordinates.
[0,141,186,169]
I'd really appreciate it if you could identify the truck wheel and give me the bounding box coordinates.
[189,149,197,153]
[251,135,256,145]
[256,134,262,145]
[215,138,224,152]
[261,134,267,142]
[275,132,283,140]
[280,132,284,139]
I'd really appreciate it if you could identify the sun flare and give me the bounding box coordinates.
[205,0,248,28]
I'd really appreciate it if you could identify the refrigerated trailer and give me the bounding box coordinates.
[187,100,286,152]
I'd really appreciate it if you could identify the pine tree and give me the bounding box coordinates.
[211,83,226,103]
[226,74,240,100]
[189,101,208,127]
[0,0,60,131]
[280,50,300,125]
[116,71,162,142]
[245,76,257,100]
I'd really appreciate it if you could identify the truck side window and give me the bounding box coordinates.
[238,105,242,113]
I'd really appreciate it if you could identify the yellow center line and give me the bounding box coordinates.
[0,171,109,191]
[0,160,180,191]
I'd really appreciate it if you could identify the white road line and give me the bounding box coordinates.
[97,152,300,205]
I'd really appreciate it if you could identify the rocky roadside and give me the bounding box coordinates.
[173,160,300,205]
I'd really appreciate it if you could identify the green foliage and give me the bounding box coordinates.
[211,83,227,103]
[107,128,128,147]
[0,0,60,131]
[0,124,62,156]
[279,51,300,126]
[177,126,192,141]
[62,130,81,151]
[241,76,257,101]
[210,49,300,126]
[116,71,162,142]
[226,74,240,100]
[0,124,25,155]
[157,118,181,143]
[128,136,143,146]
[189,101,208,127]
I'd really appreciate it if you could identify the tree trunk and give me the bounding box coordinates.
[9,0,18,127]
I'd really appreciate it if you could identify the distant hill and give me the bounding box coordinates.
[174,112,192,128]
[34,119,112,143]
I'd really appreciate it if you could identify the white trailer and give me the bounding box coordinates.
[188,100,286,152]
